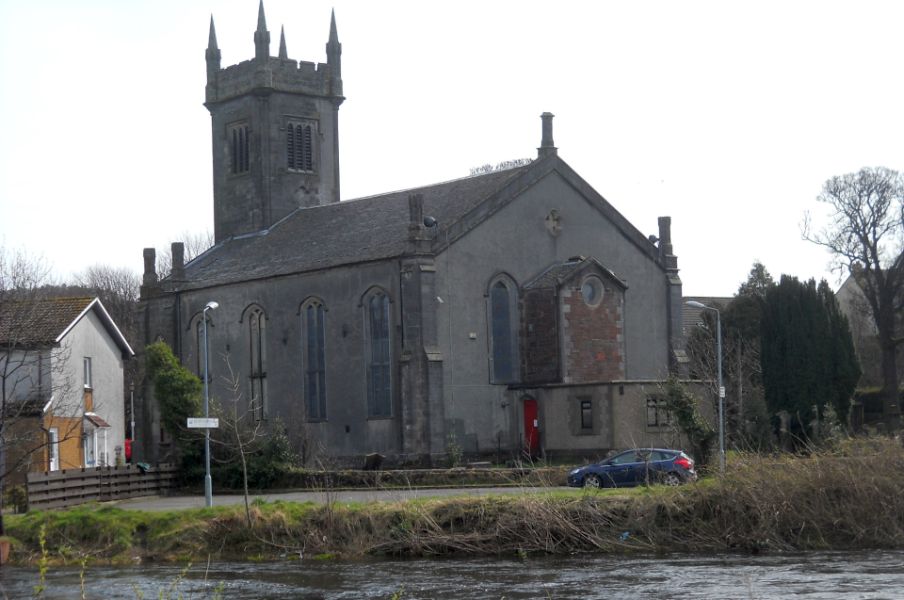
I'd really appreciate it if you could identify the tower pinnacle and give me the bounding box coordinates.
[326,9,342,84]
[279,25,287,59]
[206,15,221,82]
[254,0,270,62]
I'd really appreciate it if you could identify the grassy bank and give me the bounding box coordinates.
[6,438,904,565]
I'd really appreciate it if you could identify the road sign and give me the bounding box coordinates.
[719,386,726,399]
[187,417,219,429]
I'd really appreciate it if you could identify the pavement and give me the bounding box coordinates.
[111,486,561,511]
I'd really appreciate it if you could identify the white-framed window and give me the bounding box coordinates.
[83,357,92,389]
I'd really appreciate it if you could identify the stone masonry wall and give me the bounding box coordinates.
[560,283,625,383]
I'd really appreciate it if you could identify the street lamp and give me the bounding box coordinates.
[202,300,219,507]
[686,300,725,473]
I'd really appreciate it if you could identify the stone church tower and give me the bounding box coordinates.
[205,2,344,243]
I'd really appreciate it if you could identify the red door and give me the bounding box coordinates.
[523,397,540,457]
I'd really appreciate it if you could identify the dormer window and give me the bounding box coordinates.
[287,120,315,172]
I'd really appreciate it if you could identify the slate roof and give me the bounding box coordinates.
[0,296,134,356]
[524,256,628,290]
[682,296,733,336]
[182,165,532,289]
[0,297,94,347]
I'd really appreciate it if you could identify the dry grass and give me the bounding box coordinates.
[8,437,904,564]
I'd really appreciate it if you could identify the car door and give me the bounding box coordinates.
[606,451,641,486]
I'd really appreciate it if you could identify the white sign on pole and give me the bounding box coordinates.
[187,418,219,429]
[719,386,726,399]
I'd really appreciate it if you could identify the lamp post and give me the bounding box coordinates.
[202,300,219,507]
[686,300,725,473]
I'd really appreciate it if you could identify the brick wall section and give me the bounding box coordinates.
[560,285,625,383]
[521,288,560,383]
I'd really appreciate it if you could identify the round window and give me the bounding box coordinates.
[581,276,604,307]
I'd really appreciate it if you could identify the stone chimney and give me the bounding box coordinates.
[538,112,557,158]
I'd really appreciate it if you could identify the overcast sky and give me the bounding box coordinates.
[1,0,902,296]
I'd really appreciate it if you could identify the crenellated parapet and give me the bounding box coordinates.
[207,57,338,105]
[205,1,343,107]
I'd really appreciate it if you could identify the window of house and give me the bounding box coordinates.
[287,121,315,172]
[366,291,391,418]
[646,396,671,427]
[489,277,519,383]
[83,357,92,389]
[229,122,250,174]
[580,398,593,431]
[247,306,267,420]
[304,300,327,421]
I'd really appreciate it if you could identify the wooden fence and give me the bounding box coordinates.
[26,464,178,511]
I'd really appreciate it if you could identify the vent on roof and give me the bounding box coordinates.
[566,255,585,264]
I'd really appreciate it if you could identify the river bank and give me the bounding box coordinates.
[5,437,903,566]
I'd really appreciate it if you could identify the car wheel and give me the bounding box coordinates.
[583,474,603,489]
[663,472,682,486]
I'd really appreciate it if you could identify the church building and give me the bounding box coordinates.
[136,3,689,466]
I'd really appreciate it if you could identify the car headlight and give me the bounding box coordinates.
[569,468,581,475]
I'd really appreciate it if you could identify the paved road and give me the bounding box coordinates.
[113,486,563,511]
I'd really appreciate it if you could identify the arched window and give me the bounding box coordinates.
[302,299,327,421]
[489,276,520,383]
[245,306,267,420]
[287,121,314,172]
[230,122,250,174]
[365,290,391,417]
[194,313,214,382]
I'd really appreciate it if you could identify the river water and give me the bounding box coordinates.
[2,550,903,599]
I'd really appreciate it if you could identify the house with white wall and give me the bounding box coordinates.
[0,297,133,481]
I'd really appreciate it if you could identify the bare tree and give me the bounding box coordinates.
[803,167,904,428]
[156,230,214,280]
[0,247,79,532]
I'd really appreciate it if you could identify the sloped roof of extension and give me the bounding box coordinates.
[0,296,134,357]
[524,256,628,290]
[180,154,664,290]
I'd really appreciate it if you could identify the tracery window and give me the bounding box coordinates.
[489,276,520,383]
[303,300,327,421]
[365,291,391,418]
[246,306,267,420]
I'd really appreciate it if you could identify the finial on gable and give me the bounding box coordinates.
[279,25,287,60]
[538,112,557,158]
[254,0,270,62]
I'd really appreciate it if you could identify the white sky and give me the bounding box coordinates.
[1,0,902,296]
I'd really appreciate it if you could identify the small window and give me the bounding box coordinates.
[580,398,593,430]
[83,357,92,389]
[287,121,315,172]
[229,122,250,174]
[581,275,604,307]
[646,396,671,427]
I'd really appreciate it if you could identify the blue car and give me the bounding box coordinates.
[567,448,697,488]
